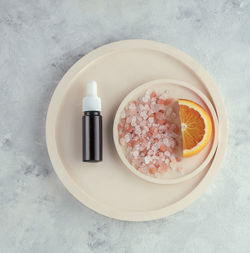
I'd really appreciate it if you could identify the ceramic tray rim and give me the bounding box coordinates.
[46,40,227,221]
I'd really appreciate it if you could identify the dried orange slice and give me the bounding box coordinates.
[178,99,212,157]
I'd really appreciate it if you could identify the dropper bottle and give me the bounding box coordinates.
[82,81,102,162]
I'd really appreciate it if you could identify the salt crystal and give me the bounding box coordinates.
[148,150,154,156]
[159,92,168,100]
[163,138,170,147]
[125,134,131,143]
[129,103,136,110]
[145,90,151,96]
[131,116,136,124]
[144,104,150,111]
[135,125,140,131]
[135,125,141,135]
[140,120,146,127]
[152,143,159,152]
[139,104,145,111]
[135,129,141,135]
[139,144,145,151]
[169,139,175,148]
[134,144,140,150]
[164,151,171,157]
[159,125,166,133]
[155,134,161,140]
[120,138,126,146]
[165,158,170,165]
[121,110,126,119]
[148,117,154,124]
[126,117,132,123]
[132,150,139,158]
[152,104,159,113]
[144,156,152,164]
[142,96,149,103]
[140,111,148,120]
[146,142,151,150]
[131,121,136,127]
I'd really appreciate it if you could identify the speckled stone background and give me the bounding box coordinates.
[1,0,250,252]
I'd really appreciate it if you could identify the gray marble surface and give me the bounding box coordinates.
[1,0,250,252]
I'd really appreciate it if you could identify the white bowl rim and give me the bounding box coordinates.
[113,78,219,184]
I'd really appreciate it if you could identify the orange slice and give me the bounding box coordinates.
[178,99,212,157]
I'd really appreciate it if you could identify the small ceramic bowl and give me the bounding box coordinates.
[113,79,219,184]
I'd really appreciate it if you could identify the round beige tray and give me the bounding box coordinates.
[46,40,227,221]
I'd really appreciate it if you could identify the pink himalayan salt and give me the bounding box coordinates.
[118,90,180,177]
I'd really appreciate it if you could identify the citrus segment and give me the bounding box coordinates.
[178,99,212,157]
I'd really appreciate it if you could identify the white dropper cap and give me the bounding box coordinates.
[82,81,101,112]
